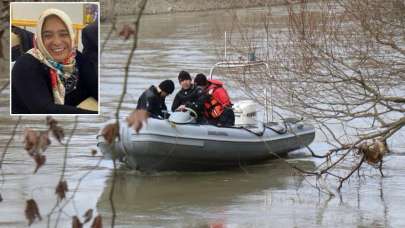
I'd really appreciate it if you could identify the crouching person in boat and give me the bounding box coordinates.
[171,70,206,122]
[126,79,175,134]
[136,79,175,119]
[194,73,235,127]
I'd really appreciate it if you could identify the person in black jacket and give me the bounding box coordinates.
[171,71,206,120]
[81,21,98,75]
[136,80,175,119]
[11,8,98,114]
[11,26,34,61]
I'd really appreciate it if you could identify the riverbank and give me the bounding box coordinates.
[100,0,297,19]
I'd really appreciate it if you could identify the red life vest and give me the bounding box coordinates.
[203,80,232,119]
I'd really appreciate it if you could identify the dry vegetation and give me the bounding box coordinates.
[216,0,404,192]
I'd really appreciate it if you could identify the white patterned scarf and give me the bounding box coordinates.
[27,8,77,105]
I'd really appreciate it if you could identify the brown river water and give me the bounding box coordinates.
[1,5,405,228]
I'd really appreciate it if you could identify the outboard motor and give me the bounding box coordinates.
[233,100,258,127]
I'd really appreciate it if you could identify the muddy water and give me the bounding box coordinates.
[1,5,405,228]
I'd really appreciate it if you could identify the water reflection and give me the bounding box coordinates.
[94,155,405,227]
[97,160,315,227]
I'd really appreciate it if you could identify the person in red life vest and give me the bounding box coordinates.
[194,73,235,127]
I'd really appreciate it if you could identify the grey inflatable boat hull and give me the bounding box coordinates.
[97,118,315,171]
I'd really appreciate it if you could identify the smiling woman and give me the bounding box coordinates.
[42,15,72,63]
[11,7,99,114]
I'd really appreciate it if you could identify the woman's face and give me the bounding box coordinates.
[42,16,72,63]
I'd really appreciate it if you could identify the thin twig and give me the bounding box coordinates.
[114,0,147,123]
[337,155,365,191]
[109,159,117,228]
[53,157,103,212]
[110,1,148,227]
[0,116,22,189]
[47,116,78,228]
[101,17,117,55]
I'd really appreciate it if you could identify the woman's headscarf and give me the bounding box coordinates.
[27,8,77,105]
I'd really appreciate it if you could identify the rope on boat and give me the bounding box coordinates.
[264,124,287,134]
[240,126,266,136]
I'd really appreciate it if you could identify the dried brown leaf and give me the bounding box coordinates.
[118,24,135,40]
[358,138,388,164]
[101,123,118,144]
[24,128,39,155]
[33,154,46,174]
[126,110,149,133]
[25,199,42,226]
[50,125,65,144]
[72,216,83,228]
[91,149,97,156]
[46,116,64,143]
[46,116,58,127]
[24,129,51,156]
[91,215,102,228]
[55,180,68,202]
[38,131,51,152]
[83,208,93,224]
[134,120,143,134]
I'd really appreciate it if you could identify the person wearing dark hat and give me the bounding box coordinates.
[194,73,235,127]
[136,79,175,119]
[171,71,205,118]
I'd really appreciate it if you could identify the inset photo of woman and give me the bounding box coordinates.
[10,2,99,114]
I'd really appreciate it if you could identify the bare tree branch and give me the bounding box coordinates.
[217,0,404,191]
